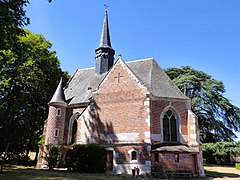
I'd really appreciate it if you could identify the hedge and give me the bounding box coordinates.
[65,144,106,172]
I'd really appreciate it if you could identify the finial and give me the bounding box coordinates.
[118,54,122,59]
[104,2,109,12]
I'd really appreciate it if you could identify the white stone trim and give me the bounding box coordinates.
[67,112,81,144]
[190,125,196,130]
[56,108,61,117]
[145,115,150,127]
[190,134,196,139]
[114,163,151,174]
[144,100,150,106]
[128,149,140,162]
[54,128,59,137]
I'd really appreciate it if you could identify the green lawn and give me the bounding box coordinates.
[0,165,135,180]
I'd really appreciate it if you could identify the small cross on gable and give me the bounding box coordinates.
[114,73,123,83]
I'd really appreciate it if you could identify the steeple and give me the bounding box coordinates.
[49,78,66,106]
[95,10,115,74]
[99,11,112,48]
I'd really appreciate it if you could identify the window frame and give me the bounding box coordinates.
[128,149,139,163]
[161,107,180,143]
[56,108,61,117]
[54,128,59,137]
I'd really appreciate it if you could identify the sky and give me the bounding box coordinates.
[25,1,240,138]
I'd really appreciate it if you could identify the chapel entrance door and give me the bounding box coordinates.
[106,151,113,171]
[192,154,198,176]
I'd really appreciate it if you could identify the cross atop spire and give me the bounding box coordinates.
[104,2,109,12]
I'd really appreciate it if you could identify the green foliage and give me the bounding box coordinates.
[65,144,107,173]
[203,158,207,166]
[0,30,69,160]
[203,142,240,164]
[45,145,61,170]
[165,66,240,142]
[0,0,29,49]
[236,163,240,170]
[203,142,240,156]
[0,0,52,50]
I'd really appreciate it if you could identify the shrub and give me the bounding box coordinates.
[236,163,240,170]
[45,145,60,170]
[203,158,207,166]
[65,144,106,172]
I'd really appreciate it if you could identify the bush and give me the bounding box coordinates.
[203,158,207,166]
[45,145,60,170]
[236,163,240,170]
[65,144,106,173]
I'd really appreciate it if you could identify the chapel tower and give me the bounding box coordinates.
[95,10,115,74]
[45,78,67,145]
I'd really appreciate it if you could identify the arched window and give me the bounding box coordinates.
[163,109,178,142]
[71,120,77,144]
[128,149,139,162]
[68,112,80,145]
[131,151,137,160]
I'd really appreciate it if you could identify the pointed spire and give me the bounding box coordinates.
[99,11,112,48]
[95,10,115,74]
[49,78,66,106]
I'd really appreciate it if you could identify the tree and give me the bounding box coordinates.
[0,0,52,49]
[165,66,240,142]
[0,29,69,162]
[203,142,240,164]
[0,0,29,49]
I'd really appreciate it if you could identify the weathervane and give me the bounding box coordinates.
[104,2,109,11]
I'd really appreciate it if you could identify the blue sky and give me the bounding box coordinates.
[26,1,240,138]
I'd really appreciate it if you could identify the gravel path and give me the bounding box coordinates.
[204,166,240,180]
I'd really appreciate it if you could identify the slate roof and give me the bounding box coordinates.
[99,11,112,48]
[151,144,199,153]
[49,78,66,104]
[64,58,188,105]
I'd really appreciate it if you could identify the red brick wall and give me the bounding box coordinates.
[114,145,149,164]
[151,100,188,143]
[92,59,150,143]
[45,105,66,145]
[159,152,193,172]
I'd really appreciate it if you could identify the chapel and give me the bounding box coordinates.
[37,10,205,177]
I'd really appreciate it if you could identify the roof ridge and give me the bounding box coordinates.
[126,57,154,63]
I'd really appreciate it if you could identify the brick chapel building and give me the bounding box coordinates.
[37,11,205,177]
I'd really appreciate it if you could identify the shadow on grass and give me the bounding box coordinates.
[205,170,240,178]
[0,165,133,180]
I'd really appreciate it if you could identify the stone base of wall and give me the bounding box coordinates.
[114,161,151,175]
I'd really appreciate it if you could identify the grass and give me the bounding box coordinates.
[236,163,240,170]
[0,165,134,180]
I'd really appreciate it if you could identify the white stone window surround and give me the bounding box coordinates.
[67,112,80,144]
[56,108,61,117]
[54,128,59,137]
[160,105,181,143]
[128,149,140,163]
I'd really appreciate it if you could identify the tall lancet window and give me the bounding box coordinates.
[71,120,77,144]
[163,110,178,142]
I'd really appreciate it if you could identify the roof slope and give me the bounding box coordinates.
[127,58,188,100]
[49,78,66,105]
[64,68,107,105]
[64,58,188,105]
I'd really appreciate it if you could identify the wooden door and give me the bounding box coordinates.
[106,151,113,171]
[192,154,198,176]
